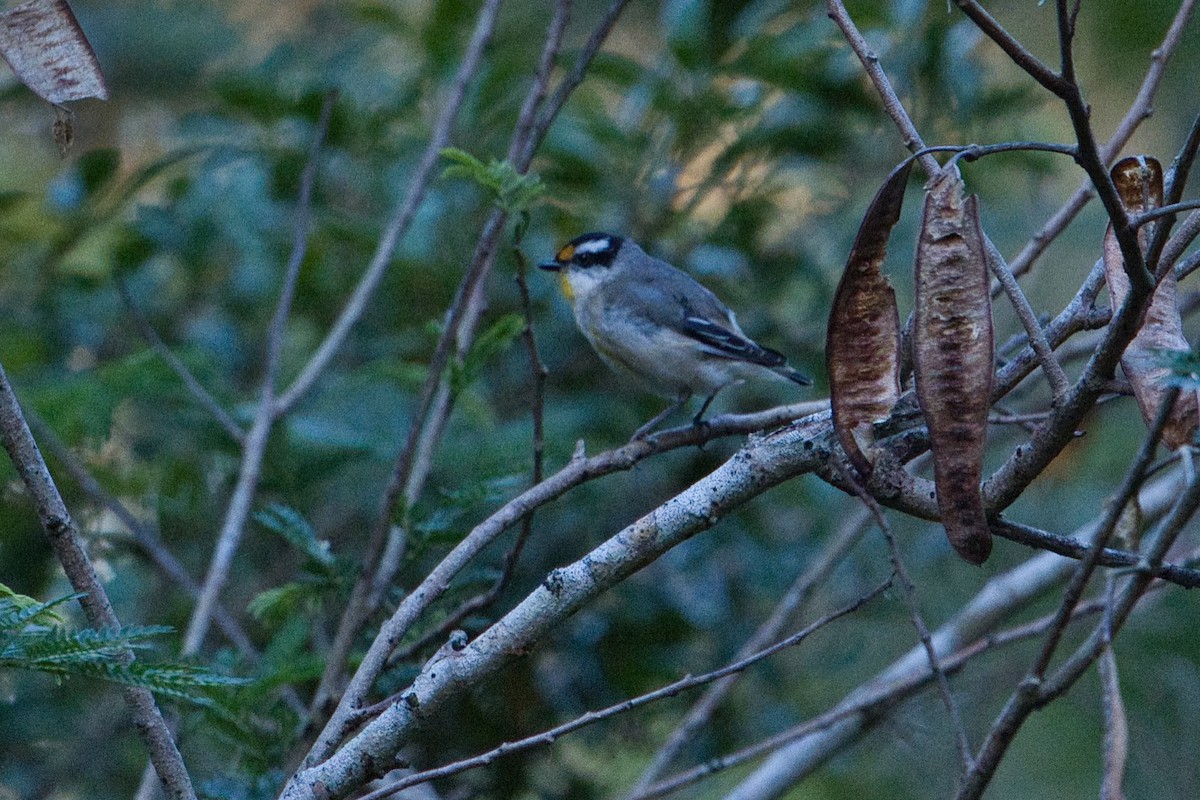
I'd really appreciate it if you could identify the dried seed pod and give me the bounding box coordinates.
[1103,155,1198,450]
[913,172,994,565]
[827,160,912,475]
[0,0,108,104]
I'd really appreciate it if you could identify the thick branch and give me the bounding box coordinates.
[0,364,197,800]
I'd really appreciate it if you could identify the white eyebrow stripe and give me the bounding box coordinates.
[574,238,611,255]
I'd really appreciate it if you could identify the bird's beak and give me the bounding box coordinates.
[538,259,563,272]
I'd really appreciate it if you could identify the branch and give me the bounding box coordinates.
[278,412,833,800]
[180,90,336,656]
[645,597,1108,800]
[958,387,1180,799]
[824,0,939,176]
[303,400,827,765]
[115,276,245,444]
[624,504,871,796]
[24,410,256,654]
[1097,619,1129,800]
[272,1,501,416]
[713,472,1184,800]
[0,363,197,800]
[1002,0,1196,279]
[355,579,892,800]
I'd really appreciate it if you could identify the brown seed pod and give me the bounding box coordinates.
[912,172,994,565]
[826,160,912,475]
[1104,155,1198,450]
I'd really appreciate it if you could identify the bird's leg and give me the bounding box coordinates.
[691,390,720,429]
[632,390,690,440]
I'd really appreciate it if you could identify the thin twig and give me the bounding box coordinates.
[24,410,257,655]
[959,387,1180,800]
[835,459,975,774]
[982,234,1070,401]
[0,363,197,800]
[825,0,939,177]
[625,504,872,798]
[115,276,245,444]
[182,90,336,656]
[356,579,892,800]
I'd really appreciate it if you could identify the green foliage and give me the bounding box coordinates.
[0,593,247,703]
[248,504,353,626]
[440,147,546,215]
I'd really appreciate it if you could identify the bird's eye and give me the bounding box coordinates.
[571,237,612,267]
[575,249,606,267]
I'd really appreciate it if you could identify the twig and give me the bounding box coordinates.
[959,387,1180,800]
[994,0,1196,280]
[355,579,892,800]
[385,231,553,667]
[954,1,1064,95]
[303,0,637,766]
[835,460,975,774]
[0,363,197,800]
[305,0,574,737]
[710,473,1184,800]
[115,276,245,444]
[181,90,336,656]
[636,598,1108,800]
[272,0,500,418]
[982,234,1070,401]
[624,504,872,798]
[825,0,939,177]
[1162,210,1200,276]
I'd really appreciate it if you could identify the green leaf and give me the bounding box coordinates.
[439,148,545,215]
[0,585,75,626]
[452,312,525,394]
[253,504,336,570]
[246,583,310,625]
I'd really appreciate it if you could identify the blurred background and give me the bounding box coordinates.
[0,0,1197,797]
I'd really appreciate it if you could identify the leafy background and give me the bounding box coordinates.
[0,0,1197,797]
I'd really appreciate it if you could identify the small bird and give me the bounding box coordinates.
[539,232,811,438]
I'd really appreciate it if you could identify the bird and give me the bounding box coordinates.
[539,232,811,438]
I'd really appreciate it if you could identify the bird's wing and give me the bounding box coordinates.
[621,258,787,367]
[679,314,787,367]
